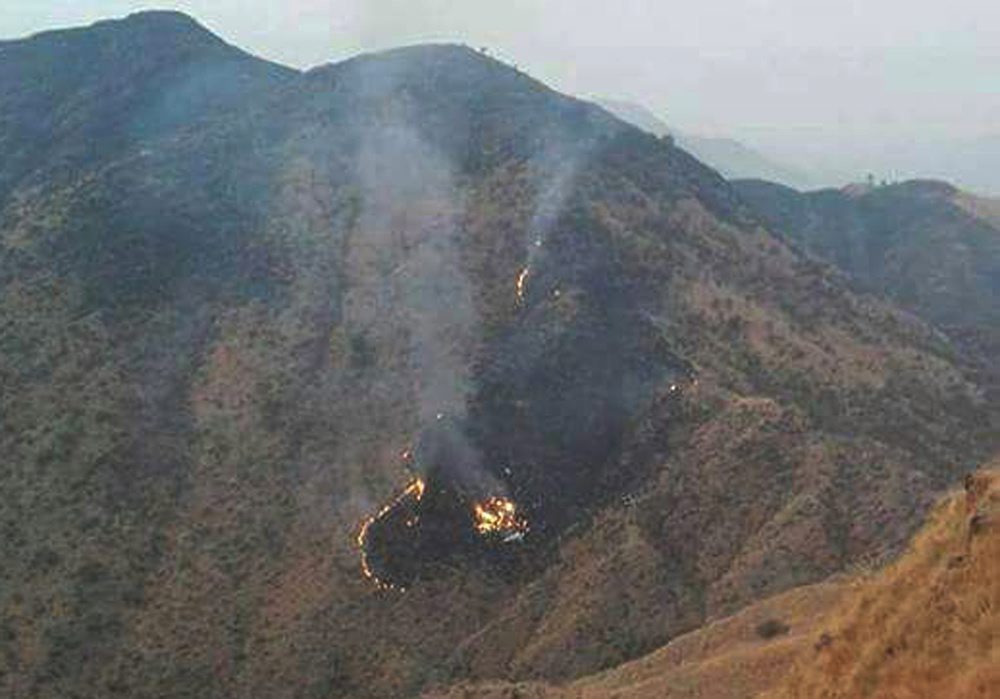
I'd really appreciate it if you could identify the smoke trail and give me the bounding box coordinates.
[356,124,475,422]
[529,143,586,245]
[348,57,497,495]
[517,136,598,303]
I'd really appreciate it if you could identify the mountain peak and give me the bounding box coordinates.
[6,9,219,49]
[113,10,217,38]
[308,41,540,87]
[119,9,203,27]
[123,9,199,22]
[0,9,295,199]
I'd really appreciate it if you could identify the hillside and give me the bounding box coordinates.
[0,12,997,699]
[734,178,1000,391]
[769,465,1000,698]
[425,466,1000,698]
[425,580,849,699]
[0,10,296,202]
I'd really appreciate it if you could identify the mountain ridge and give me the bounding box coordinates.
[0,10,296,204]
[422,465,1000,698]
[595,98,816,189]
[734,176,1000,397]
[0,13,996,699]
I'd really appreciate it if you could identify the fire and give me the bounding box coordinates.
[356,476,426,591]
[356,516,387,589]
[515,267,529,305]
[408,477,426,500]
[355,454,531,590]
[473,496,529,541]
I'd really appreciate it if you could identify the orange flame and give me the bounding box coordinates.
[356,476,426,591]
[515,267,530,305]
[473,496,529,540]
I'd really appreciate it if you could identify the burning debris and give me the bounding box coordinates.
[515,267,530,305]
[356,478,529,590]
[473,496,529,542]
[355,426,530,591]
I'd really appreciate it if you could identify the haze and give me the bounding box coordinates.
[4,0,999,192]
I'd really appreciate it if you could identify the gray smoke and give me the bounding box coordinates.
[350,58,499,494]
[520,136,596,285]
[355,122,476,424]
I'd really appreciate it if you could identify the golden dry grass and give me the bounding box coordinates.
[423,579,847,699]
[557,579,847,699]
[767,466,1000,699]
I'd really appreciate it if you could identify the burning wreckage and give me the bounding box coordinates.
[355,237,694,592]
[356,417,529,592]
[355,258,540,592]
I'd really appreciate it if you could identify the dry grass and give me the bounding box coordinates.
[422,578,848,699]
[556,579,847,699]
[767,466,1000,699]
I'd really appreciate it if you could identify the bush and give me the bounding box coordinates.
[755,618,790,639]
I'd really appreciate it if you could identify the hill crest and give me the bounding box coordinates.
[0,12,996,699]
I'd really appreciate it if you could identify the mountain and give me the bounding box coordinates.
[425,465,1000,698]
[598,101,1000,198]
[762,133,1000,199]
[426,580,850,698]
[597,99,815,189]
[733,178,1000,393]
[0,10,296,202]
[594,99,674,138]
[1,13,997,699]
[770,465,1000,698]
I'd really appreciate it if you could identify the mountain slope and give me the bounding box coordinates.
[425,466,1000,698]
[596,99,814,188]
[425,581,849,699]
[0,11,295,200]
[770,465,1000,698]
[0,13,996,699]
[733,178,1000,390]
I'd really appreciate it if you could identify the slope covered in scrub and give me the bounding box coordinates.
[768,465,1000,698]
[424,466,1000,698]
[1,11,997,698]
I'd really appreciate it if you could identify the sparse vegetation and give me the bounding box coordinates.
[755,618,790,639]
[0,12,997,699]
[768,467,1000,698]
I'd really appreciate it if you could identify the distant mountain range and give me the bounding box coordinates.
[598,99,1000,198]
[735,177,1000,395]
[1,12,996,699]
[597,98,817,189]
[773,133,1000,199]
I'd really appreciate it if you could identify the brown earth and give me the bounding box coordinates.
[1,12,997,699]
[425,466,1000,698]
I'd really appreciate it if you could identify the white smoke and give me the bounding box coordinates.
[521,136,598,288]
[345,56,504,496]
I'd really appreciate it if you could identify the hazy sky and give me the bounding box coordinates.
[4,1,999,186]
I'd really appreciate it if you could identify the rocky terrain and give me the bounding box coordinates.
[0,12,996,698]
